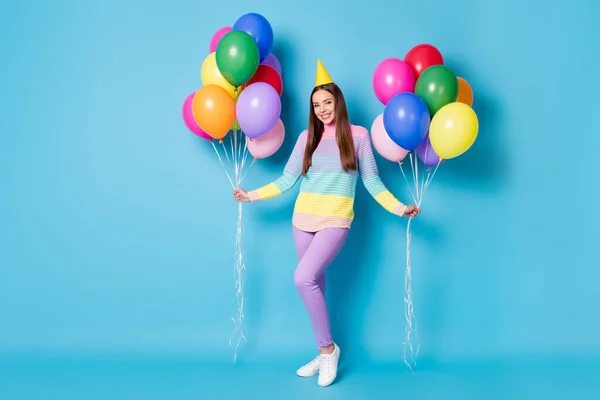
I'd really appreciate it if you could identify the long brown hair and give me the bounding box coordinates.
[302,83,357,176]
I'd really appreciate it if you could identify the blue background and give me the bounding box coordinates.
[1,0,599,397]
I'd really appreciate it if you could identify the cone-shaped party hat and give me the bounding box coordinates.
[315,59,333,87]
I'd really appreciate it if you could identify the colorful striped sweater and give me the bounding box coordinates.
[247,123,408,232]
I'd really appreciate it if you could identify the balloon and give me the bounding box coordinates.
[416,134,442,167]
[182,93,212,141]
[209,26,232,53]
[215,30,260,87]
[243,64,283,96]
[404,43,444,78]
[200,52,236,98]
[372,58,416,105]
[247,119,285,159]
[261,53,282,77]
[429,102,478,159]
[383,92,430,151]
[191,84,235,140]
[415,65,458,115]
[456,77,473,106]
[370,113,409,162]
[236,82,281,139]
[233,13,273,62]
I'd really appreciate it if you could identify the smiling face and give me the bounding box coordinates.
[312,89,336,125]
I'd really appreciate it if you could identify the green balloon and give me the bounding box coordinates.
[415,65,459,115]
[215,31,260,88]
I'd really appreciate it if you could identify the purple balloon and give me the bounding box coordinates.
[261,53,282,77]
[236,82,281,139]
[416,134,442,167]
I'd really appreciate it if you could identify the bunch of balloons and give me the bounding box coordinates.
[182,12,285,159]
[371,43,478,166]
[181,13,286,364]
[371,43,479,371]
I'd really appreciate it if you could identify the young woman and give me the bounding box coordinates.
[233,60,420,386]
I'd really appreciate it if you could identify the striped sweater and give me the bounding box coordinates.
[248,123,407,232]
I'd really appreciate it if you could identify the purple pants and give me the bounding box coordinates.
[293,226,349,349]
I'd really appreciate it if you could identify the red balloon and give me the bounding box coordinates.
[243,64,283,96]
[404,44,444,78]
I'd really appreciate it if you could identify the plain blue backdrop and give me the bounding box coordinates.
[1,0,600,397]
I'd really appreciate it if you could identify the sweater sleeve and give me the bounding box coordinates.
[247,132,306,202]
[357,132,408,216]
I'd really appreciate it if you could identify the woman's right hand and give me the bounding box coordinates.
[233,188,250,202]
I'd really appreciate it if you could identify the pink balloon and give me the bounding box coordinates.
[372,58,416,105]
[370,113,409,162]
[182,92,212,141]
[246,119,285,159]
[209,26,232,53]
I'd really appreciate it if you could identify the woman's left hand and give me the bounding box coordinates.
[403,205,421,218]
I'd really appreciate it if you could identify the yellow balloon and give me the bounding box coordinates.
[200,52,236,98]
[429,102,478,160]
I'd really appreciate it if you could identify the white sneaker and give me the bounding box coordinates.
[296,354,322,377]
[317,343,340,387]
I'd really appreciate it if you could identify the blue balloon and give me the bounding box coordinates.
[233,13,274,63]
[383,92,430,150]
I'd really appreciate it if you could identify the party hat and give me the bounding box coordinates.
[315,59,333,87]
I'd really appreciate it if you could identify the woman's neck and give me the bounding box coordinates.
[323,122,336,138]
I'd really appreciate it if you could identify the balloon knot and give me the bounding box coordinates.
[219,139,223,144]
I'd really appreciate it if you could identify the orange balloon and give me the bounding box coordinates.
[456,77,473,106]
[191,84,235,140]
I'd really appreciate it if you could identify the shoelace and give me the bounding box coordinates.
[320,354,333,375]
[306,355,321,368]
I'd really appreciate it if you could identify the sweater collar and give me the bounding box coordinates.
[323,122,336,138]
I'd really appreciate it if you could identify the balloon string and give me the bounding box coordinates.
[403,153,422,371]
[233,126,242,181]
[402,153,443,370]
[237,129,244,171]
[211,141,235,189]
[238,137,249,182]
[413,152,420,200]
[229,130,236,170]
[242,138,249,167]
[240,160,255,185]
[398,162,418,205]
[228,127,255,363]
[229,200,247,363]
[238,141,252,185]
[221,139,232,167]
[409,153,417,201]
[233,128,239,182]
[420,142,431,198]
[420,160,441,204]
[419,168,432,206]
[404,216,420,370]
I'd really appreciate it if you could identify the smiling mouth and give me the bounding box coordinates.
[320,113,331,119]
